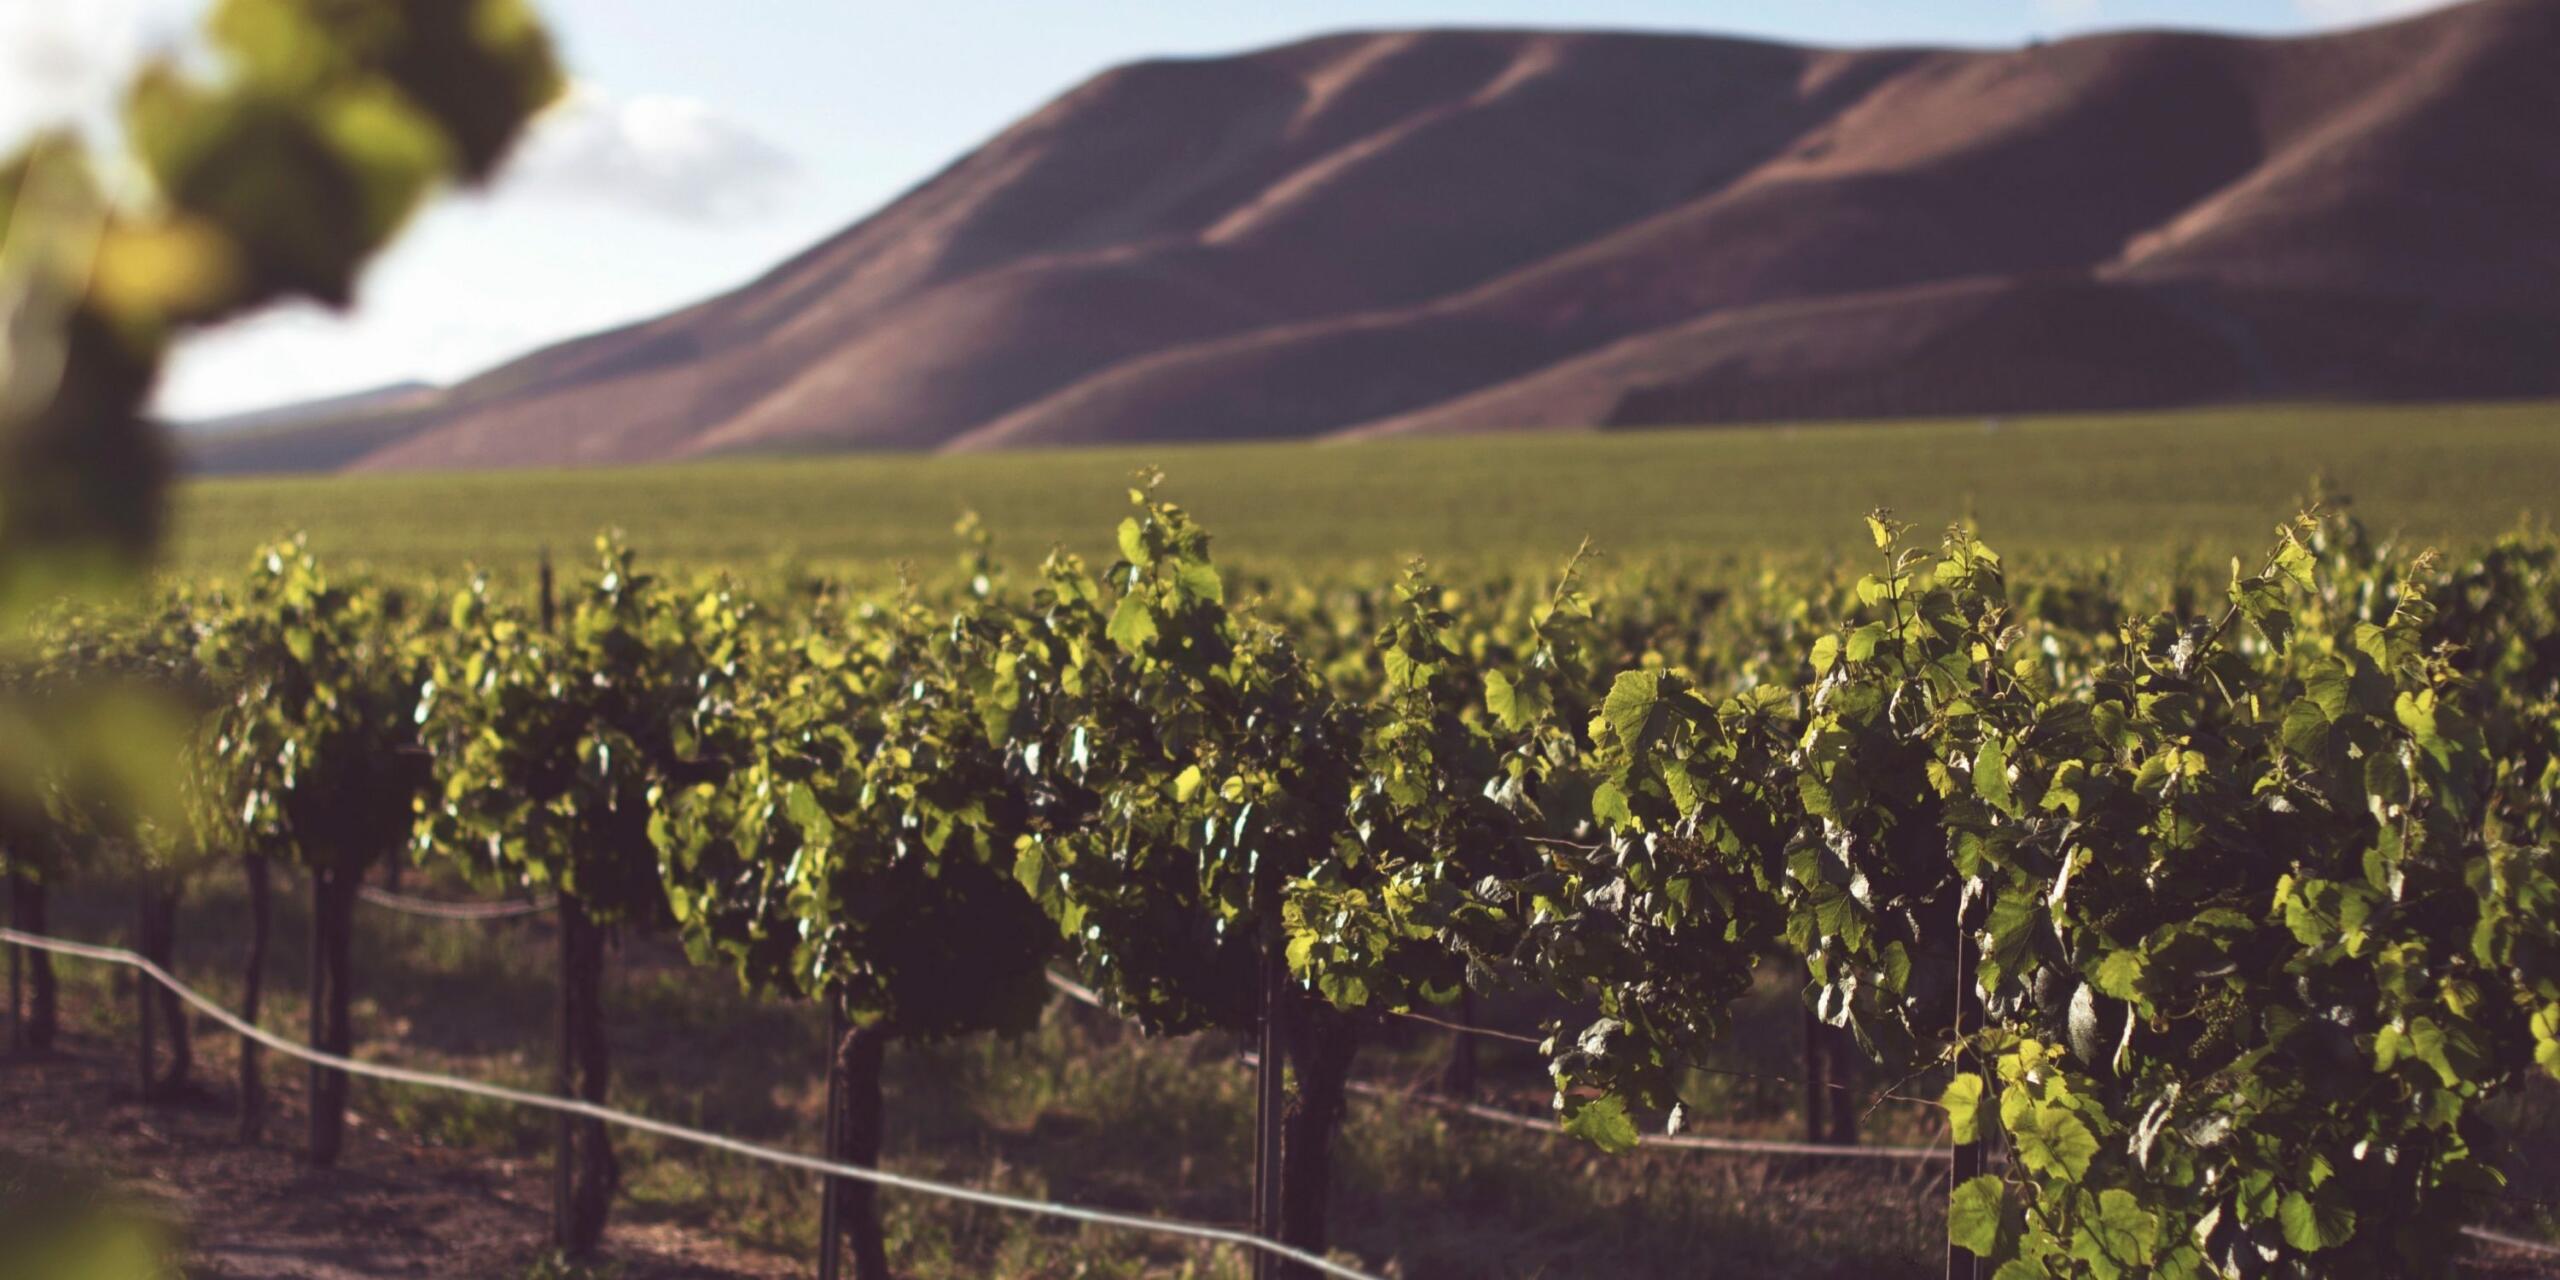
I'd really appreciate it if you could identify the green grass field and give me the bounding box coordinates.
[173,400,2560,581]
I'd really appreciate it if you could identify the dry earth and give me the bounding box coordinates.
[1,1026,797,1280]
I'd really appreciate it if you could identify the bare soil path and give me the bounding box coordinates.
[1,1026,797,1280]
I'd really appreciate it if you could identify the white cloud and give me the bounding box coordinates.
[0,0,194,144]
[2290,0,2445,24]
[2031,0,2103,22]
[503,84,800,224]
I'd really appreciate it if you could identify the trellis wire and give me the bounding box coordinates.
[1039,972,2560,1260]
[358,886,556,920]
[1044,972,1946,1161]
[17,925,2543,1266]
[0,926,1383,1280]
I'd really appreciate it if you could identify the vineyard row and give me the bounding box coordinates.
[3,483,2556,1279]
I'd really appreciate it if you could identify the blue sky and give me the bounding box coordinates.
[0,0,2447,417]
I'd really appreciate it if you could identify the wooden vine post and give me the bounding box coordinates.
[1436,989,1478,1100]
[1946,895,1982,1280]
[6,864,22,1053]
[535,547,582,1259]
[6,864,18,1051]
[1800,997,1861,1147]
[1252,868,1288,1280]
[818,996,846,1280]
[834,1014,892,1280]
[132,886,188,1102]
[520,545,616,1257]
[135,893,156,1101]
[239,853,271,1142]
[1802,1005,1826,1145]
[307,860,359,1165]
[1826,1027,1858,1145]
[9,867,55,1051]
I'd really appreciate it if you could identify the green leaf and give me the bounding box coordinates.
[2275,537,2317,592]
[1810,633,1841,675]
[2280,698,2330,757]
[1941,1073,1988,1144]
[1985,890,2040,975]
[1562,1094,1640,1153]
[1591,780,1633,829]
[1795,770,1834,819]
[1974,738,2016,816]
[1381,646,1420,691]
[1948,1175,2007,1256]
[1106,596,1158,652]
[2277,1191,2354,1252]
[2091,701,2131,750]
[2364,751,2409,824]
[1484,668,1519,727]
[1603,670,1664,755]
[2015,1105,2098,1180]
[2305,659,2353,720]
[2040,760,2084,816]
[1659,759,1701,816]
[1176,559,1224,605]
[2354,621,2393,670]
[2404,1017,2468,1087]
[2393,690,2438,746]
[1845,621,1888,664]
[2091,1188,2160,1265]
[2238,579,2292,652]
[2092,949,2145,1001]
[2282,881,2340,948]
[2374,1022,2410,1072]
[785,782,828,834]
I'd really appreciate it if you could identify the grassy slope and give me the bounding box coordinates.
[173,401,2560,581]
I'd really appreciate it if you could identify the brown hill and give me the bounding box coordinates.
[191,0,2560,473]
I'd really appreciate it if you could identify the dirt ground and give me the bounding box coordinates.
[5,952,2556,1280]
[1,1022,798,1280]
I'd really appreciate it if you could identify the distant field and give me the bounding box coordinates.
[172,400,2560,581]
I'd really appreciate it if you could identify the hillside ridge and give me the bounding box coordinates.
[188,0,2560,473]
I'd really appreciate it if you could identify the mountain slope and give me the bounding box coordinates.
[179,381,442,438]
[190,0,2560,474]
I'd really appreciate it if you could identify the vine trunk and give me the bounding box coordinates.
[10,872,54,1051]
[554,893,617,1255]
[306,864,359,1166]
[239,854,269,1142]
[828,1018,893,1280]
